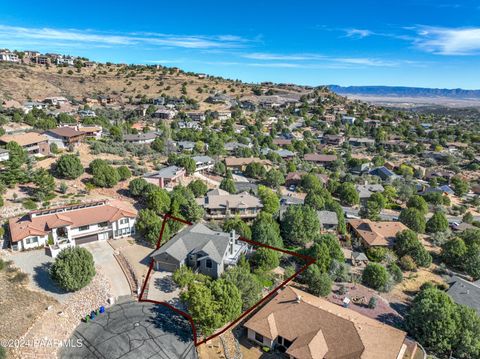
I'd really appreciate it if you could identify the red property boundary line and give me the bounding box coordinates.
[138,213,316,347]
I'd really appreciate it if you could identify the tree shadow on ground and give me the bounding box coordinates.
[147,304,193,344]
[154,276,176,293]
[33,262,69,295]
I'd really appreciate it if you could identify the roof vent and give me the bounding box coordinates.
[296,295,302,303]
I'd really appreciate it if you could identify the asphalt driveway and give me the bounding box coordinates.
[60,300,197,359]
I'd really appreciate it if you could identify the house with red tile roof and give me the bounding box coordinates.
[8,200,137,252]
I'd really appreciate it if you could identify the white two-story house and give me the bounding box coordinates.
[8,200,137,255]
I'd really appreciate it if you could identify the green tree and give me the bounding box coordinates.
[281,205,320,246]
[151,137,165,153]
[304,191,325,210]
[136,209,163,244]
[117,166,132,181]
[109,126,123,141]
[50,247,96,291]
[187,179,208,197]
[169,186,203,222]
[442,237,467,269]
[223,264,262,310]
[300,173,323,193]
[360,192,386,221]
[426,211,449,234]
[265,169,285,188]
[244,162,266,179]
[407,195,428,215]
[33,168,55,201]
[128,178,148,197]
[220,178,236,194]
[210,279,242,322]
[91,162,120,188]
[181,283,221,336]
[362,263,390,291]
[399,207,426,233]
[257,185,279,214]
[337,182,359,206]
[223,217,252,239]
[252,248,280,271]
[451,177,469,197]
[147,188,171,214]
[55,154,84,179]
[173,265,196,288]
[304,265,332,296]
[405,286,459,355]
[394,229,432,267]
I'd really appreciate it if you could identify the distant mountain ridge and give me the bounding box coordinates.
[328,85,480,99]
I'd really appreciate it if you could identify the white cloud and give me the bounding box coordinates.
[0,24,249,50]
[345,29,374,38]
[333,57,398,67]
[414,26,480,55]
[242,53,324,61]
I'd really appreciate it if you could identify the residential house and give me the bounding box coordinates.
[342,115,356,125]
[43,96,69,106]
[356,183,385,204]
[206,93,232,104]
[198,189,263,220]
[348,219,408,248]
[369,166,397,182]
[349,137,375,147]
[0,51,19,62]
[143,166,186,189]
[317,210,338,232]
[77,126,102,140]
[152,108,176,120]
[285,172,304,188]
[78,109,96,118]
[44,127,86,149]
[8,200,137,252]
[23,101,47,113]
[192,155,215,172]
[214,111,232,121]
[176,141,195,152]
[224,141,253,153]
[178,121,201,130]
[272,138,292,147]
[0,148,9,162]
[224,157,272,172]
[32,55,49,65]
[304,153,337,167]
[187,112,206,122]
[244,286,415,359]
[322,134,345,146]
[0,132,50,156]
[447,276,480,316]
[150,223,248,278]
[123,132,159,144]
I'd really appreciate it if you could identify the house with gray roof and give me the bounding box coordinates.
[447,276,480,316]
[150,223,248,278]
[123,132,159,144]
[192,155,215,172]
[356,183,385,204]
[143,166,186,189]
[317,210,339,232]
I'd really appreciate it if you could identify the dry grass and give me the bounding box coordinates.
[0,259,57,356]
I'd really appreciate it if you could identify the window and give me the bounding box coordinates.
[98,221,109,228]
[26,237,39,245]
[120,218,128,225]
[78,225,90,231]
[206,259,213,268]
[255,332,264,344]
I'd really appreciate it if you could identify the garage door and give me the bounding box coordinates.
[75,234,99,245]
[155,260,179,272]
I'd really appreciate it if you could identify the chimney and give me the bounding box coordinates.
[296,295,302,303]
[229,229,235,255]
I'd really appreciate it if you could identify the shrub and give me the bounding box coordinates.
[22,198,37,210]
[388,263,404,283]
[117,166,132,181]
[362,263,390,291]
[368,296,378,309]
[50,247,96,291]
[55,154,84,179]
[399,255,417,271]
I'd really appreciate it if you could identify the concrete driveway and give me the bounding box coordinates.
[83,241,131,298]
[147,271,182,308]
[60,299,197,359]
[7,249,72,302]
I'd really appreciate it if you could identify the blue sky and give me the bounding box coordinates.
[1,0,480,88]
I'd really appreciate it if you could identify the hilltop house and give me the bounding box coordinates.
[123,132,159,144]
[197,189,263,220]
[192,155,215,172]
[143,166,186,189]
[244,286,415,359]
[348,219,407,248]
[44,127,86,149]
[150,223,248,278]
[0,132,50,156]
[8,200,137,252]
